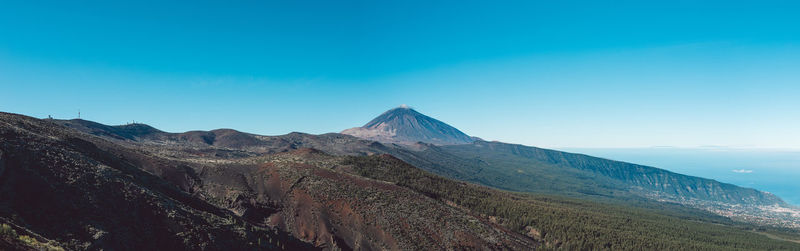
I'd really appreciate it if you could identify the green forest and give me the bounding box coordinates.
[344,155,800,250]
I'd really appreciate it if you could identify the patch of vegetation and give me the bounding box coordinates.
[2,223,64,251]
[344,155,800,250]
[1,223,17,237]
[20,236,64,251]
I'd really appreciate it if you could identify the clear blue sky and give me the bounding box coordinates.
[2,0,799,148]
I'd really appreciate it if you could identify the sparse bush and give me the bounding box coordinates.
[3,231,64,251]
[1,223,17,237]
[18,235,37,245]
[17,235,64,251]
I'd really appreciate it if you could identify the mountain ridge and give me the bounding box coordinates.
[52,110,790,208]
[4,111,800,249]
[44,109,800,229]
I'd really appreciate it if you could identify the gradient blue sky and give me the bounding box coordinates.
[2,0,800,148]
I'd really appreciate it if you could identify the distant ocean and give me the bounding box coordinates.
[560,148,800,206]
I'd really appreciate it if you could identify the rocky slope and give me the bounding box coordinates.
[0,113,313,250]
[1,112,536,250]
[196,149,535,250]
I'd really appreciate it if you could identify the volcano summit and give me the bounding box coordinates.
[341,106,474,145]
